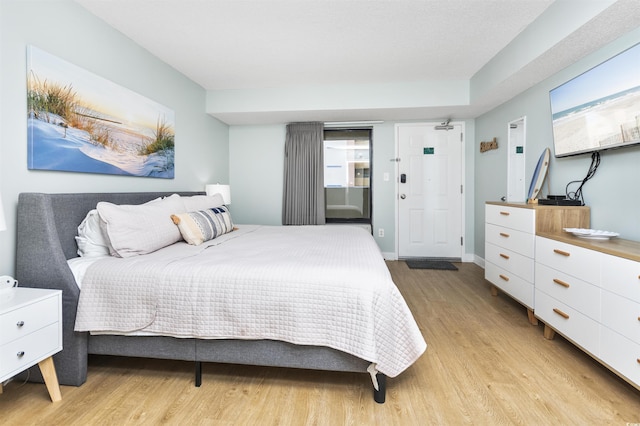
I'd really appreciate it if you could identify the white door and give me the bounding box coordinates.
[507,117,526,202]
[397,123,463,259]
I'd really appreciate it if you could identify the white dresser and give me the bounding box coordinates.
[0,287,62,401]
[535,233,640,390]
[484,202,590,324]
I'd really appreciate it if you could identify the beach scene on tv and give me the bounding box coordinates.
[550,43,640,157]
[27,46,175,178]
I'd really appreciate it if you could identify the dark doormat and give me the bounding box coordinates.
[405,259,458,270]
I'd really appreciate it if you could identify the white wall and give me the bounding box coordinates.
[229,120,477,258]
[0,0,229,275]
[474,27,640,258]
[228,125,285,226]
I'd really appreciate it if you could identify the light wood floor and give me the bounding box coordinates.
[2,262,640,425]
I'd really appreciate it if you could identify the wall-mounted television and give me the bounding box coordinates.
[549,42,640,157]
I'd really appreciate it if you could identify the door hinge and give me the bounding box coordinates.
[460,185,463,194]
[461,236,464,246]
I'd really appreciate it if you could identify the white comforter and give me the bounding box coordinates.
[74,225,426,377]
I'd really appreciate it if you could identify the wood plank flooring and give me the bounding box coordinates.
[2,261,640,425]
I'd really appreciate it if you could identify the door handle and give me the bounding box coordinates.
[400,194,406,199]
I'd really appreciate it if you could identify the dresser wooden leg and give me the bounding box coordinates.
[543,325,556,340]
[38,356,62,402]
[490,285,499,297]
[527,309,538,325]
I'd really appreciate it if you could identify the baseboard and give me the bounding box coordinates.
[381,251,397,260]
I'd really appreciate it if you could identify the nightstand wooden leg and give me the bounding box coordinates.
[490,285,499,297]
[527,309,538,325]
[38,356,62,402]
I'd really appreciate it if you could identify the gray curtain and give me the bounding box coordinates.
[282,122,325,225]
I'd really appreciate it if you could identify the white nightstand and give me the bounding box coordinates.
[0,287,63,402]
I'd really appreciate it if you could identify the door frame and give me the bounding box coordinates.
[393,121,466,261]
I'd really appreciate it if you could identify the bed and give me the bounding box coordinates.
[15,192,426,403]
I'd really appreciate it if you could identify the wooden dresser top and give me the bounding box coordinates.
[537,231,640,263]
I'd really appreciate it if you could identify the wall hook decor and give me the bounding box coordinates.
[480,137,498,153]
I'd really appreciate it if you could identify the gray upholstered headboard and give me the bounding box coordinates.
[14,192,202,385]
[17,192,201,260]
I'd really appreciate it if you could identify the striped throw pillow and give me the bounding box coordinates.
[171,207,234,245]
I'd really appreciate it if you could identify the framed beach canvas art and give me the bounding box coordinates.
[27,45,175,178]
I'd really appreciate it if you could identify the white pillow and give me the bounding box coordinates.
[75,209,111,257]
[181,193,225,211]
[97,196,185,258]
[75,196,169,257]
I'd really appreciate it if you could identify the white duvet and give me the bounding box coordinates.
[74,225,426,377]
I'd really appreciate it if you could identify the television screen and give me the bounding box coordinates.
[549,42,640,157]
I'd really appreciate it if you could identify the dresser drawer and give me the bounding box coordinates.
[602,290,640,345]
[486,242,534,282]
[600,327,640,388]
[535,236,600,283]
[486,204,534,233]
[601,254,640,303]
[485,223,534,258]
[535,263,600,321]
[0,322,60,381]
[535,289,599,356]
[0,295,59,345]
[485,262,534,308]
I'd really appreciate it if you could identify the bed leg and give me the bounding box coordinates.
[195,361,202,387]
[374,373,386,404]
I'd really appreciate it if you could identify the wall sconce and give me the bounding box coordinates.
[205,184,231,205]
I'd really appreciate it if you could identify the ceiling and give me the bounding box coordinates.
[74,0,640,125]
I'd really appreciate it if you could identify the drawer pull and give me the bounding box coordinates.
[553,308,569,319]
[499,253,510,260]
[16,320,25,327]
[553,249,571,257]
[499,211,510,216]
[499,274,509,282]
[16,351,25,358]
[499,232,510,238]
[553,278,570,288]
[637,358,640,365]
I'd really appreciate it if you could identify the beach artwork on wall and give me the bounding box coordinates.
[27,45,175,178]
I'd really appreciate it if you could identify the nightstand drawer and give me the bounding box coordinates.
[0,295,59,345]
[486,204,534,233]
[0,322,60,381]
[535,289,599,357]
[485,223,534,257]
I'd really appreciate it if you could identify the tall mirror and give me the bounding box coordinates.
[507,117,526,202]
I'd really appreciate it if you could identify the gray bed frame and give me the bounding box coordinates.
[16,192,386,403]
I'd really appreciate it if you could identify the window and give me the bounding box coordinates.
[323,128,372,223]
